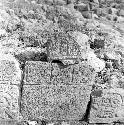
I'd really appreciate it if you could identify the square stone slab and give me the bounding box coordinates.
[89,88,124,123]
[21,84,92,121]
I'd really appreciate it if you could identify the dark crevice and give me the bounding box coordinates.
[19,61,26,114]
[79,95,92,123]
[51,60,68,69]
[14,52,48,62]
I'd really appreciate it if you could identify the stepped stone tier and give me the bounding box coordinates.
[89,88,124,123]
[0,54,21,121]
[21,61,95,121]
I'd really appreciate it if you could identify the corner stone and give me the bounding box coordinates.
[89,88,124,123]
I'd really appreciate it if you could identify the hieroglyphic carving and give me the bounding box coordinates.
[24,61,94,86]
[24,61,51,85]
[89,89,124,123]
[48,32,81,60]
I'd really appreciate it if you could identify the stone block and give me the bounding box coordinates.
[48,34,81,60]
[24,61,51,85]
[24,61,94,86]
[0,54,21,85]
[21,84,92,121]
[89,88,124,123]
[0,84,20,120]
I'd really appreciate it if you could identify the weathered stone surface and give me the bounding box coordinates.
[21,61,94,121]
[87,51,105,72]
[89,88,124,123]
[51,63,93,85]
[0,84,20,120]
[24,61,51,85]
[0,54,21,85]
[24,61,94,85]
[21,84,91,121]
[82,11,93,19]
[119,9,124,17]
[48,33,82,60]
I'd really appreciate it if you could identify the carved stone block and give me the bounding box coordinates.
[24,61,94,86]
[89,88,124,123]
[48,34,81,60]
[24,61,51,85]
[21,84,92,121]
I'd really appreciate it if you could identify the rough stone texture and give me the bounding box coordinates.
[0,120,17,125]
[89,88,124,123]
[0,54,21,121]
[24,61,51,85]
[21,61,94,121]
[0,84,20,120]
[21,84,91,121]
[0,54,21,85]
[48,33,82,60]
[24,61,94,85]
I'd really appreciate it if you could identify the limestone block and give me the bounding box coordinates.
[89,88,124,123]
[0,54,21,85]
[24,61,51,85]
[48,34,81,60]
[21,84,91,121]
[0,84,20,120]
[24,61,94,86]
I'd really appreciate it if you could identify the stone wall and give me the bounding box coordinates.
[1,55,124,124]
